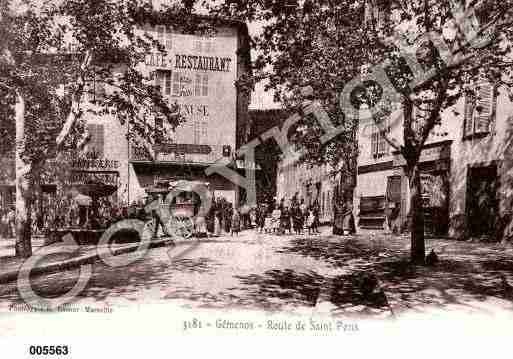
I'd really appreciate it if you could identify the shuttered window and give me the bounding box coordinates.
[86,124,104,157]
[464,80,496,138]
[156,25,172,49]
[386,176,402,203]
[363,0,389,29]
[202,74,209,96]
[172,72,181,96]
[195,74,202,96]
[193,40,202,52]
[155,70,172,96]
[371,122,389,158]
[193,38,215,53]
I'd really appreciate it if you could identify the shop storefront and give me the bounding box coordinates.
[391,140,452,235]
[126,18,251,208]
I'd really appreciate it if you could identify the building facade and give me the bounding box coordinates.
[354,82,513,241]
[79,17,251,207]
[276,159,338,224]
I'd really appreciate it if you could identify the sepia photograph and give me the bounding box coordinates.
[0,0,513,356]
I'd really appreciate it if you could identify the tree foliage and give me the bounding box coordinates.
[0,0,211,256]
[211,0,513,262]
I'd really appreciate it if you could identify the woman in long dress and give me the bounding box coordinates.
[281,206,291,234]
[271,206,281,234]
[291,203,302,235]
[214,211,222,236]
[231,208,241,236]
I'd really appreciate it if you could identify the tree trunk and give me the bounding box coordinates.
[14,91,33,258]
[407,164,426,264]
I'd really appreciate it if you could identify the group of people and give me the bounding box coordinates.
[146,194,244,239]
[0,206,15,239]
[254,195,322,236]
[0,195,140,240]
[205,197,242,236]
[253,193,356,237]
[1,190,357,240]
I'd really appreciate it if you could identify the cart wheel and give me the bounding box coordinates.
[167,217,194,239]
[142,220,155,241]
[170,217,194,240]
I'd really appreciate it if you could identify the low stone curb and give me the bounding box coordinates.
[0,238,174,285]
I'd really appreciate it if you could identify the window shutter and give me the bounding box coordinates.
[172,72,180,96]
[202,74,209,96]
[371,127,378,157]
[165,33,172,49]
[156,25,165,46]
[195,74,201,96]
[194,40,202,53]
[370,130,375,157]
[386,176,401,203]
[87,124,104,157]
[378,129,386,154]
[464,93,475,136]
[97,124,104,157]
[474,81,494,133]
[163,71,171,96]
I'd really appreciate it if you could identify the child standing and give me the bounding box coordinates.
[306,209,315,236]
[231,207,241,236]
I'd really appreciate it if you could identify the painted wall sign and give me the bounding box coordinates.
[393,142,451,167]
[154,143,212,155]
[68,171,119,186]
[138,29,238,165]
[71,158,121,170]
[174,54,232,72]
[144,53,232,73]
[145,53,168,67]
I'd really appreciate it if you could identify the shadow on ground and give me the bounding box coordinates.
[2,235,512,317]
[278,236,513,314]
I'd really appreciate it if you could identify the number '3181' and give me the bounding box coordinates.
[29,345,69,356]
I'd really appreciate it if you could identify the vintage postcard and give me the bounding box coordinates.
[1,0,513,357]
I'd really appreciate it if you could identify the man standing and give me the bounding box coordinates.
[312,199,321,234]
[7,206,15,239]
[152,194,166,239]
[230,206,241,236]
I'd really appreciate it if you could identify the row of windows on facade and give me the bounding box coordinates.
[85,119,212,158]
[64,27,216,54]
[85,124,104,157]
[154,25,216,53]
[370,81,497,158]
[155,70,210,97]
[81,70,212,104]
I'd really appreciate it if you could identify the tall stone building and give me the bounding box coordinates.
[78,16,252,206]
[355,83,513,241]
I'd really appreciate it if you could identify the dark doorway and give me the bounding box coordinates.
[467,165,498,238]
